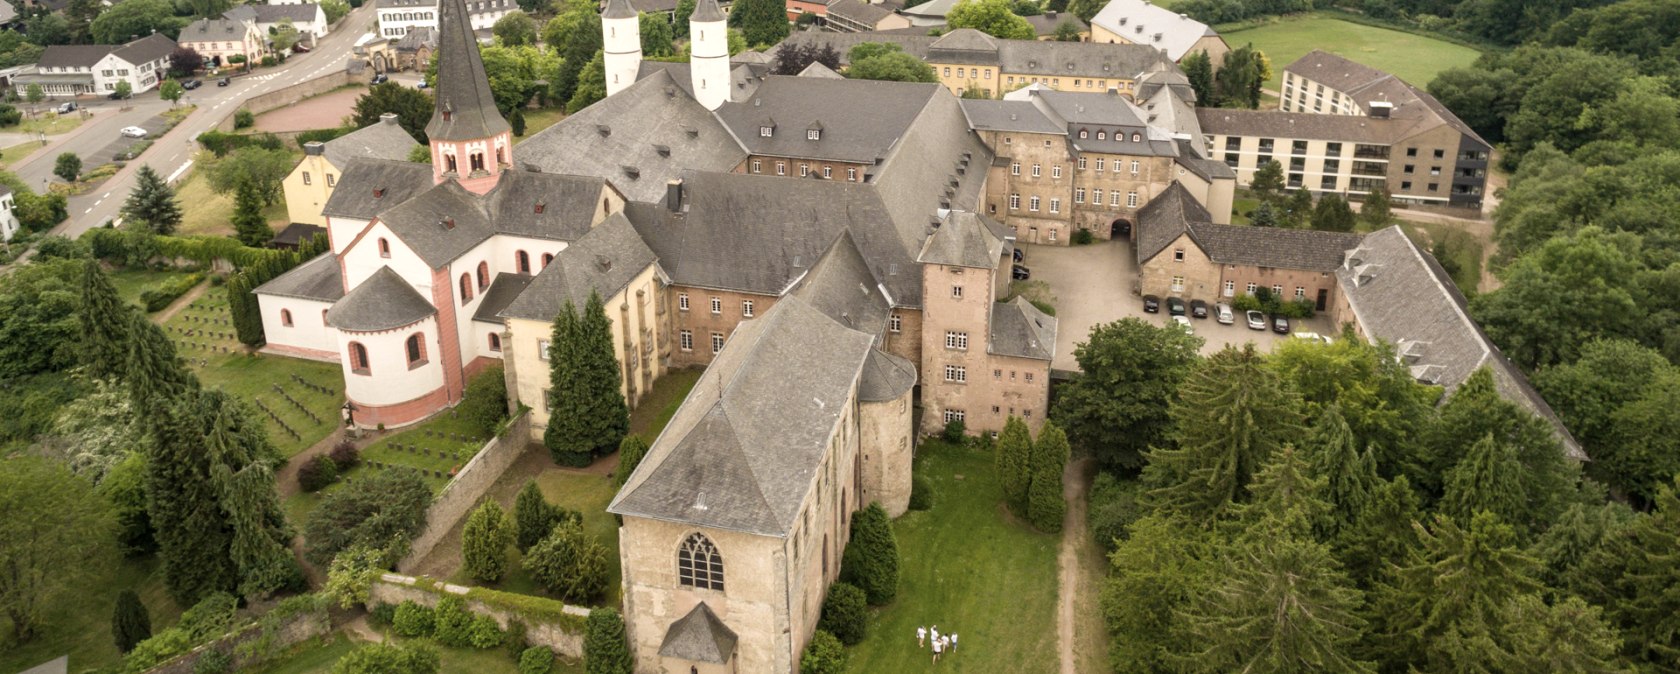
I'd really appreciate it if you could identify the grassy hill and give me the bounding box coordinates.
[1221,14,1483,91]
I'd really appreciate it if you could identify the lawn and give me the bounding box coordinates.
[16,111,85,135]
[629,367,702,440]
[0,557,184,674]
[844,440,1060,674]
[1222,14,1482,91]
[175,162,290,237]
[0,141,40,167]
[108,266,198,311]
[445,468,625,606]
[1230,194,1261,225]
[355,409,494,492]
[1400,218,1483,293]
[514,107,567,144]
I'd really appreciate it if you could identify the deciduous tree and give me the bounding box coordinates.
[639,12,674,57]
[493,10,537,46]
[727,0,789,46]
[53,152,81,182]
[0,458,114,642]
[566,51,607,113]
[1249,160,1284,200]
[353,82,433,143]
[1053,318,1201,470]
[947,0,1036,40]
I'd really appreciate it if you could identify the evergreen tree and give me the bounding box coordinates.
[204,392,300,600]
[816,582,867,645]
[1441,433,1528,532]
[112,589,151,653]
[514,481,561,552]
[1146,345,1306,522]
[838,503,899,605]
[727,0,789,47]
[462,501,512,583]
[1249,160,1285,200]
[125,311,198,427]
[1027,421,1069,533]
[1281,188,1313,228]
[510,108,526,136]
[80,259,132,380]
[230,182,271,247]
[1334,475,1422,587]
[1491,594,1627,673]
[1182,50,1214,105]
[1235,445,1330,534]
[1300,406,1376,539]
[121,165,183,235]
[995,415,1033,512]
[543,293,629,466]
[1250,200,1278,227]
[1571,476,1680,669]
[1428,367,1575,530]
[542,301,586,464]
[1101,514,1219,673]
[1310,194,1356,232]
[614,434,649,489]
[583,608,633,674]
[146,395,237,606]
[1359,188,1392,229]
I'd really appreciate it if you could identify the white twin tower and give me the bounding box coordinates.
[601,0,732,110]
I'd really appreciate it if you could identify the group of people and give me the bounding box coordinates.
[916,625,958,663]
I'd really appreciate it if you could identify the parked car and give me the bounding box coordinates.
[292,43,310,53]
[217,77,231,86]
[56,101,77,114]
[120,126,147,138]
[1171,315,1193,332]
[417,80,430,89]
[1011,265,1030,280]
[107,91,125,100]
[1012,248,1024,263]
[1245,310,1266,330]
[181,78,201,90]
[1272,315,1291,334]
[371,73,389,84]
[1292,331,1333,345]
[1216,303,1234,325]
[1142,295,1161,313]
[1189,299,1209,319]
[1166,296,1186,316]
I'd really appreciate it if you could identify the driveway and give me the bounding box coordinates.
[1020,240,1335,371]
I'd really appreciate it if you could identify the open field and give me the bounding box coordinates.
[108,266,197,311]
[1222,14,1482,90]
[0,141,40,167]
[0,558,184,674]
[844,440,1060,674]
[16,112,86,136]
[175,160,292,237]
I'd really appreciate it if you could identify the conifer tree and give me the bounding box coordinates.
[1359,188,1393,229]
[204,393,299,600]
[146,394,237,606]
[839,502,899,605]
[1570,476,1680,669]
[1235,445,1329,534]
[462,501,513,583]
[543,300,588,465]
[995,415,1032,513]
[112,589,151,653]
[1428,367,1575,529]
[584,607,633,674]
[80,258,132,380]
[1310,193,1356,233]
[1181,50,1214,106]
[124,310,198,428]
[614,434,649,489]
[1441,433,1528,532]
[230,182,271,247]
[1301,405,1376,539]
[514,480,561,552]
[1027,421,1069,533]
[1334,475,1422,587]
[542,294,629,465]
[121,165,183,235]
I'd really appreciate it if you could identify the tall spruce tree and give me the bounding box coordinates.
[584,607,634,674]
[543,300,586,464]
[124,310,198,428]
[80,259,132,380]
[146,394,238,606]
[112,589,152,653]
[515,481,562,552]
[1429,367,1575,530]
[542,293,628,466]
[1569,476,1680,670]
[230,182,271,247]
[1441,433,1528,532]
[121,165,183,235]
[579,292,629,453]
[1301,405,1376,539]
[995,415,1033,512]
[1334,475,1422,587]
[1182,50,1214,105]
[204,393,299,600]
[1027,421,1070,533]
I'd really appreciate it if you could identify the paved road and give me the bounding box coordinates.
[12,2,378,238]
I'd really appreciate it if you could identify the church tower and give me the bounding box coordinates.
[426,0,512,195]
[689,0,730,111]
[602,0,641,98]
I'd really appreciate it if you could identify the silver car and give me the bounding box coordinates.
[1245,310,1266,330]
[1216,303,1234,325]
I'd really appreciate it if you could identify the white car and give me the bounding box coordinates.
[1245,310,1267,331]
[1293,331,1334,345]
[1171,315,1193,332]
[120,126,147,138]
[1215,303,1234,325]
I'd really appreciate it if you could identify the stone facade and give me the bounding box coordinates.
[668,286,779,369]
[859,391,915,517]
[882,307,923,374]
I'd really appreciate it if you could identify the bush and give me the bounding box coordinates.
[909,473,933,511]
[462,501,513,583]
[0,104,21,126]
[233,109,255,129]
[297,453,340,493]
[583,608,632,674]
[816,582,867,645]
[124,593,237,672]
[193,648,231,674]
[1087,471,1146,553]
[112,589,152,654]
[227,54,247,64]
[260,56,277,67]
[329,440,361,470]
[839,503,900,605]
[800,630,847,674]
[1071,228,1094,245]
[34,235,91,260]
[332,642,439,674]
[515,481,567,552]
[138,272,204,311]
[459,364,509,437]
[942,418,966,444]
[392,600,435,637]
[303,467,431,565]
[527,520,609,604]
[519,647,554,674]
[194,130,284,158]
[368,602,397,627]
[295,127,354,147]
[434,597,503,648]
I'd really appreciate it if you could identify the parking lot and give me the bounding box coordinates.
[1018,240,1333,371]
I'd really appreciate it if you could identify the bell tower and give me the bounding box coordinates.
[602,0,641,98]
[426,0,512,194]
[689,0,729,111]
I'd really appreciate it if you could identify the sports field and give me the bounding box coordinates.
[1222,15,1482,91]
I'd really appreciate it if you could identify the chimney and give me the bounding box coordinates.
[1045,10,1056,18]
[666,179,683,212]
[379,112,399,125]
[304,141,325,156]
[442,216,455,230]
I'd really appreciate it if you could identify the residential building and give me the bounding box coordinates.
[178,17,269,66]
[819,0,913,33]
[1025,11,1089,40]
[375,0,513,39]
[282,112,421,226]
[0,185,18,242]
[1088,0,1227,64]
[224,3,332,43]
[10,33,175,97]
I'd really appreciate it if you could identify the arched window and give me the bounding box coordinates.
[322,309,329,325]
[488,332,502,352]
[459,273,473,304]
[378,238,391,258]
[516,250,531,274]
[470,153,485,172]
[280,309,293,327]
[541,253,553,268]
[349,342,371,375]
[445,154,458,173]
[477,261,490,290]
[677,533,724,591]
[405,333,426,368]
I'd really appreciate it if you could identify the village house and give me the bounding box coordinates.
[376,0,513,39]
[11,33,175,98]
[178,17,268,66]
[282,113,422,227]
[224,3,332,45]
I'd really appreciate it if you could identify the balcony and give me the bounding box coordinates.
[1353,145,1389,160]
[1352,161,1386,177]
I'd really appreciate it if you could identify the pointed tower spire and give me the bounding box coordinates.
[689,0,729,110]
[426,0,509,142]
[602,0,641,98]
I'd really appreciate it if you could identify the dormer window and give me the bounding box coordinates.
[1078,129,1088,139]
[807,129,820,141]
[1132,133,1141,142]
[442,110,451,121]
[1097,131,1106,140]
[760,126,774,137]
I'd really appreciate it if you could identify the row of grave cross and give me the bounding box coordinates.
[289,373,335,396]
[271,383,324,425]
[182,315,229,325]
[422,429,481,444]
[362,461,451,479]
[169,325,233,341]
[251,398,302,440]
[387,442,464,460]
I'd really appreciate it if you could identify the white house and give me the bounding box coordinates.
[375,0,512,39]
[225,3,332,43]
[11,33,176,97]
[0,185,20,242]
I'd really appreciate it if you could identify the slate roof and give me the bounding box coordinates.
[499,213,659,321]
[989,296,1055,361]
[797,60,845,79]
[608,296,877,536]
[111,34,176,65]
[517,69,747,203]
[426,0,511,141]
[714,76,942,164]
[778,30,1175,79]
[269,222,327,248]
[859,349,917,402]
[321,158,434,221]
[226,3,322,24]
[252,252,344,302]
[602,0,637,20]
[959,99,1064,135]
[1135,181,1211,264]
[326,267,436,331]
[180,18,255,43]
[636,60,764,103]
[472,272,532,322]
[1336,226,1584,459]
[1191,221,1362,272]
[789,230,891,336]
[917,211,1004,269]
[691,0,725,22]
[1283,50,1489,147]
[827,0,896,27]
[370,171,607,268]
[1023,11,1087,37]
[321,115,422,168]
[38,45,123,69]
[1089,0,1221,61]
[658,603,738,664]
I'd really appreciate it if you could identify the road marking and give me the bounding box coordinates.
[166,159,194,184]
[102,192,111,199]
[84,207,92,214]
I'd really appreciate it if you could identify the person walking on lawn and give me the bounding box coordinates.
[951,633,958,651]
[932,634,944,663]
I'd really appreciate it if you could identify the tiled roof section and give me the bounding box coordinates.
[322,116,422,168]
[111,33,176,65]
[859,348,917,402]
[1336,226,1584,459]
[899,0,956,17]
[1089,0,1220,61]
[471,272,532,322]
[691,0,725,22]
[779,30,1174,79]
[1283,49,1390,93]
[658,603,738,664]
[326,267,435,331]
[1191,223,1362,271]
[917,210,1003,269]
[394,26,437,52]
[35,45,114,69]
[181,18,254,42]
[481,170,608,241]
[827,0,896,26]
[790,230,891,336]
[426,0,511,141]
[1196,107,1398,144]
[870,87,994,271]
[517,69,746,203]
[959,99,1063,134]
[1134,181,1209,264]
[797,61,845,79]
[989,296,1056,361]
[252,252,344,302]
[609,296,876,535]
[269,222,327,248]
[227,3,322,23]
[498,213,659,321]
[369,180,494,268]
[715,76,941,164]
[322,158,434,221]
[625,0,680,13]
[930,27,999,53]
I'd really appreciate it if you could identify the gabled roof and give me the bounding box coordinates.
[226,3,322,24]
[1089,0,1221,61]
[714,76,942,165]
[1282,50,1489,147]
[1336,226,1584,459]
[252,252,344,302]
[35,45,115,69]
[326,267,436,331]
[636,60,765,103]
[1196,107,1400,145]
[778,30,1175,80]
[180,18,256,43]
[111,34,176,65]
[659,603,738,664]
[1135,181,1211,264]
[1136,182,1361,270]
[471,272,532,322]
[859,349,917,402]
[797,61,845,79]
[426,0,510,141]
[499,213,659,321]
[321,158,434,221]
[989,296,1056,361]
[959,99,1063,135]
[322,115,422,168]
[609,296,876,536]
[790,230,891,336]
[917,211,1004,269]
[269,222,328,248]
[1023,11,1087,37]
[826,0,896,26]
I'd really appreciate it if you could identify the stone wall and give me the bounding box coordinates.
[399,411,532,571]
[208,69,362,133]
[141,603,331,674]
[369,573,588,657]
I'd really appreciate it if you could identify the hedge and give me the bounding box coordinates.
[387,575,589,633]
[296,127,355,148]
[195,130,284,158]
[140,272,205,311]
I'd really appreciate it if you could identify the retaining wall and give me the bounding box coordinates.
[141,604,331,674]
[399,411,533,571]
[370,573,588,657]
[208,68,363,133]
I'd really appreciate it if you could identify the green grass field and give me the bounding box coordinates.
[108,267,197,311]
[0,141,40,167]
[844,440,1060,674]
[515,108,567,144]
[629,368,702,441]
[357,409,493,492]
[175,161,291,238]
[1222,15,1482,91]
[0,558,184,674]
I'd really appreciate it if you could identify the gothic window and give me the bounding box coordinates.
[459,273,473,304]
[477,261,489,290]
[445,154,458,173]
[678,533,725,591]
[349,342,371,375]
[406,334,426,367]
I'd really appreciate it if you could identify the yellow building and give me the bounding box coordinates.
[281,113,421,226]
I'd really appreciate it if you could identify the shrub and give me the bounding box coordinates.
[124,593,237,672]
[228,54,247,64]
[112,589,152,654]
[614,434,649,489]
[460,365,510,437]
[303,467,431,565]
[233,109,255,129]
[193,648,231,674]
[329,440,360,470]
[799,630,847,674]
[368,602,397,627]
[138,272,204,311]
[194,130,283,158]
[331,642,440,674]
[295,127,354,147]
[583,608,632,674]
[515,481,563,552]
[1087,471,1146,553]
[816,582,867,645]
[527,520,610,604]
[462,501,513,583]
[839,503,900,605]
[433,597,501,648]
[298,454,340,493]
[35,235,91,260]
[942,418,966,444]
[505,620,530,660]
[1027,422,1069,533]
[519,647,554,674]
[392,600,435,637]
[1072,228,1094,245]
[909,473,933,511]
[260,56,277,67]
